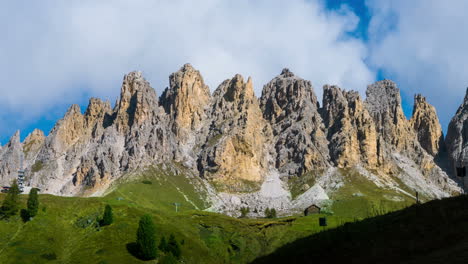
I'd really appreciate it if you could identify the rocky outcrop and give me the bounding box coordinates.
[260,69,329,177]
[161,64,211,141]
[365,80,415,156]
[114,71,159,132]
[198,74,271,191]
[0,131,22,185]
[410,94,444,156]
[321,85,377,168]
[446,88,468,188]
[23,129,45,159]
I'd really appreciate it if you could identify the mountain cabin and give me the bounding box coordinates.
[304,204,321,216]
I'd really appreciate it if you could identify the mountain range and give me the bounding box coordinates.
[0,64,466,216]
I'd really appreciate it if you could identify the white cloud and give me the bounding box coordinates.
[367,0,468,131]
[0,0,374,141]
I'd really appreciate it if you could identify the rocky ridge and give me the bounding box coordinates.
[0,65,464,216]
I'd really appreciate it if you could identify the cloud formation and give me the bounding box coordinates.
[367,0,468,131]
[0,0,373,143]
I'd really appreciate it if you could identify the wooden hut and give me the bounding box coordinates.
[304,204,321,216]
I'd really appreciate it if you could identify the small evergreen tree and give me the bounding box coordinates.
[167,234,181,259]
[264,208,270,218]
[159,236,168,252]
[100,205,113,226]
[1,180,20,218]
[20,209,30,222]
[136,214,157,260]
[240,207,250,218]
[264,208,277,218]
[27,188,39,218]
[270,208,277,218]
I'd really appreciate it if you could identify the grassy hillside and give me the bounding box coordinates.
[0,166,459,263]
[252,194,468,264]
[0,167,354,264]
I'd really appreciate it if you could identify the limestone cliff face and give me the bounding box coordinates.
[114,71,159,132]
[364,80,460,196]
[410,94,444,156]
[321,85,377,168]
[0,131,22,184]
[23,129,45,160]
[365,80,415,155]
[446,88,468,188]
[197,75,270,190]
[260,69,329,177]
[161,64,211,140]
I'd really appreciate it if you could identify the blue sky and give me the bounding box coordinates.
[1,0,468,144]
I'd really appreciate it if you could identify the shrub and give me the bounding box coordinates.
[136,214,157,260]
[142,180,152,185]
[31,160,44,172]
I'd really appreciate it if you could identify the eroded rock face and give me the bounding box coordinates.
[198,75,271,190]
[410,94,444,156]
[365,80,415,154]
[0,131,22,185]
[114,71,158,132]
[446,88,468,187]
[321,85,377,168]
[161,63,211,140]
[260,69,330,177]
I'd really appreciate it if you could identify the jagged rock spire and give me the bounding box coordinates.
[410,94,444,156]
[160,63,211,140]
[260,69,329,176]
[322,85,377,167]
[114,71,158,132]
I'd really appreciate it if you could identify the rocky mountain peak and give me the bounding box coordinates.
[365,80,414,151]
[114,71,158,132]
[260,69,319,124]
[24,129,45,145]
[23,129,45,159]
[220,74,255,104]
[160,64,211,140]
[197,75,270,190]
[322,85,377,168]
[8,130,21,147]
[260,70,329,176]
[280,68,294,78]
[410,94,443,156]
[84,98,112,128]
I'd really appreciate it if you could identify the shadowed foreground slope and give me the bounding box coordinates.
[252,195,468,264]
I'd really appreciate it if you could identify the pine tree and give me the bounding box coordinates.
[136,214,157,260]
[167,234,181,259]
[159,236,168,252]
[270,208,277,218]
[101,205,113,226]
[1,180,20,218]
[264,208,270,218]
[27,188,39,217]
